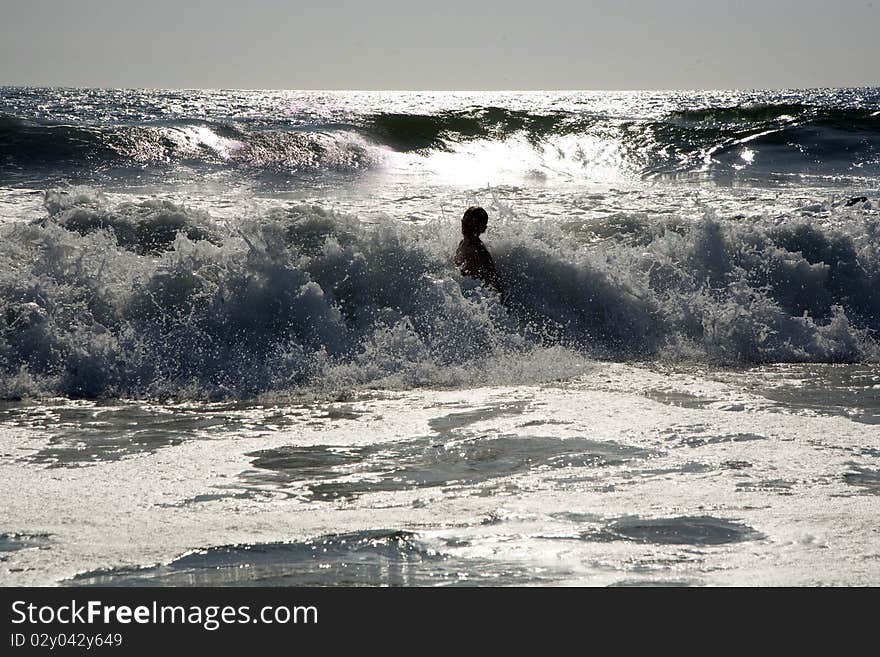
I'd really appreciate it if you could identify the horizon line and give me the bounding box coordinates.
[2,84,879,93]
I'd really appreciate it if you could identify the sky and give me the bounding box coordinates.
[1,0,878,90]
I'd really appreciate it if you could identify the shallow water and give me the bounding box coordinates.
[0,361,877,587]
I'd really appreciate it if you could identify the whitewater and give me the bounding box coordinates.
[1,88,878,586]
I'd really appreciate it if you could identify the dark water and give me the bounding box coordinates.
[66,530,557,587]
[582,516,762,545]
[242,434,656,501]
[0,532,51,555]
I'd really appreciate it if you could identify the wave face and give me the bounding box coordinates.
[0,114,380,182]
[364,102,880,177]
[0,189,877,399]
[2,88,879,183]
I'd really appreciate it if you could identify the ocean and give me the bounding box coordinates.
[0,87,878,586]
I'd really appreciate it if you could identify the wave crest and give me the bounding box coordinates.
[0,115,382,176]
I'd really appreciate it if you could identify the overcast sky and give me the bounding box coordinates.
[1,0,878,90]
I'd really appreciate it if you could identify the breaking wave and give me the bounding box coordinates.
[3,101,880,182]
[0,114,381,177]
[1,189,878,400]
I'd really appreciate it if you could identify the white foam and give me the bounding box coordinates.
[2,361,878,586]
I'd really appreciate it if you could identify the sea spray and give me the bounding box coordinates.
[0,189,877,400]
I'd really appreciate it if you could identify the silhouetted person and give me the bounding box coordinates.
[454,206,504,297]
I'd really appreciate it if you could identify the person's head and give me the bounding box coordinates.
[461,206,489,237]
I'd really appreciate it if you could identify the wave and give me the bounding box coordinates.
[646,104,880,176]
[3,102,880,181]
[361,107,584,151]
[1,189,878,400]
[0,114,381,176]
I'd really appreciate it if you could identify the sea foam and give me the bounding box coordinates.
[0,188,877,399]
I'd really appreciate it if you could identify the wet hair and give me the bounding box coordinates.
[461,206,489,237]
